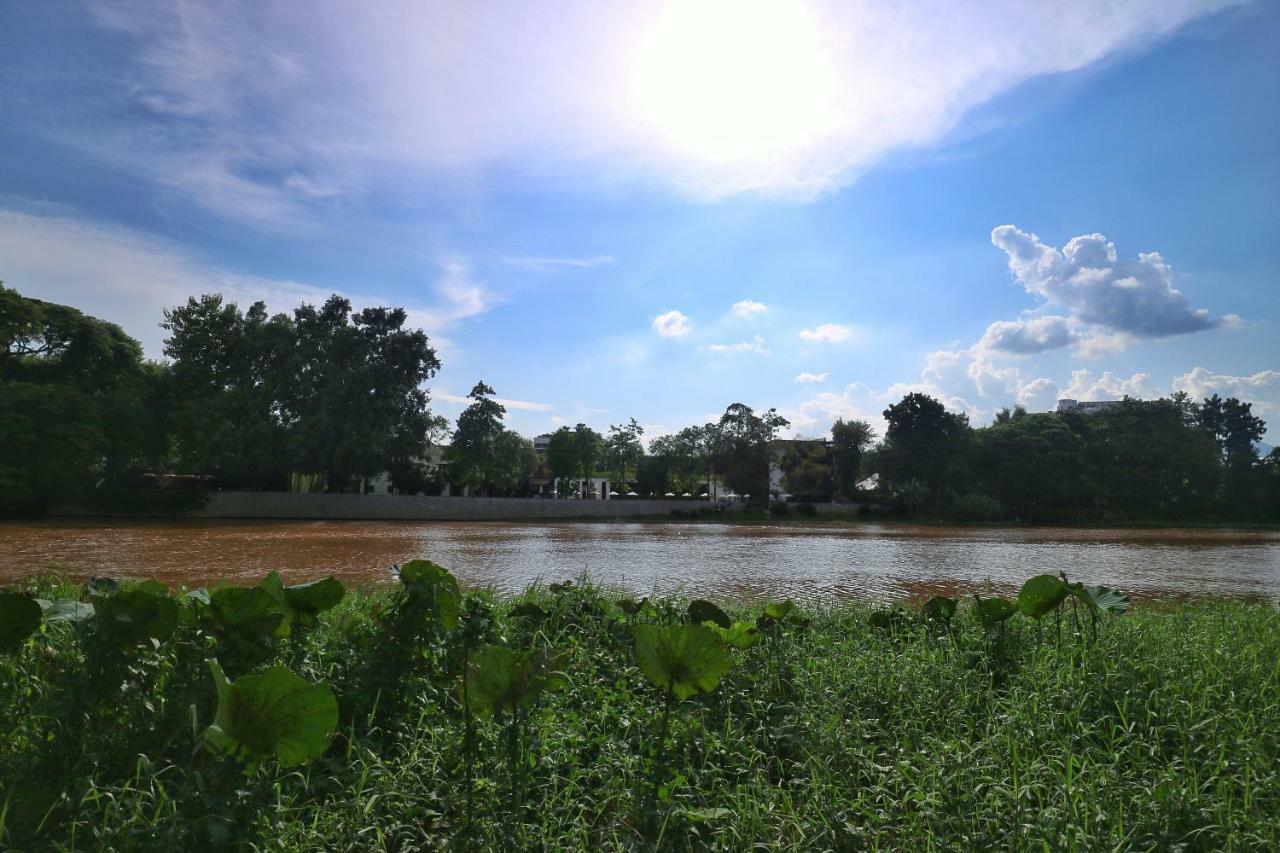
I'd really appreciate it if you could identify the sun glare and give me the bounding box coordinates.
[630,0,840,169]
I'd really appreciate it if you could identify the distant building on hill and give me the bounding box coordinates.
[1056,398,1123,415]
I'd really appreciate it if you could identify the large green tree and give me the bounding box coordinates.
[830,418,874,500]
[976,410,1087,519]
[715,403,789,503]
[448,382,506,493]
[603,418,645,486]
[878,393,971,504]
[1,284,164,512]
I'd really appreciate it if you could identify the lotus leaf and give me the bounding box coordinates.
[397,559,461,630]
[973,596,1017,629]
[94,589,178,646]
[922,596,958,621]
[0,592,42,654]
[205,660,338,768]
[1018,575,1069,619]
[634,624,730,701]
[687,599,731,629]
[466,645,566,719]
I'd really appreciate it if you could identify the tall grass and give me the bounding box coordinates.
[1,575,1277,850]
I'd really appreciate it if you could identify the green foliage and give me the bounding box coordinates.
[0,592,42,653]
[1072,584,1131,615]
[972,596,1017,629]
[708,621,762,650]
[282,576,346,617]
[398,559,461,630]
[205,660,338,769]
[687,599,731,629]
[1017,574,1069,619]
[92,588,179,646]
[465,645,566,719]
[922,596,957,622]
[634,624,731,700]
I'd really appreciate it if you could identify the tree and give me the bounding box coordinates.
[603,418,645,486]
[1197,394,1266,509]
[287,296,441,492]
[976,412,1086,519]
[486,430,537,495]
[544,426,580,496]
[1,284,161,512]
[830,418,873,500]
[572,423,604,497]
[780,440,833,501]
[715,403,789,503]
[878,393,971,505]
[448,382,506,493]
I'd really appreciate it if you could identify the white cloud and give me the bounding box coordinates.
[58,0,1240,224]
[1062,369,1159,402]
[704,335,767,355]
[435,393,555,412]
[1016,377,1060,412]
[798,323,854,343]
[731,299,767,318]
[991,225,1223,339]
[503,255,616,271]
[794,371,827,383]
[1173,367,1280,425]
[652,309,692,338]
[978,315,1077,354]
[0,205,487,357]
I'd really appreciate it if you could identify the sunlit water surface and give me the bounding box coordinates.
[2,519,1278,603]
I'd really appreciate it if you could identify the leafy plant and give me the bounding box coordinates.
[0,592,42,654]
[397,559,461,630]
[708,621,762,650]
[92,588,179,646]
[972,595,1017,630]
[204,659,338,769]
[1017,574,1069,619]
[634,624,731,701]
[922,596,958,622]
[686,599,730,629]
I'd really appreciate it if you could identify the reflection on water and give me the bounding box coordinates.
[1,519,1278,603]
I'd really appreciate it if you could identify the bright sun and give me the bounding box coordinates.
[630,0,840,169]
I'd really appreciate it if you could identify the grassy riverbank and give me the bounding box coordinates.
[2,575,1278,850]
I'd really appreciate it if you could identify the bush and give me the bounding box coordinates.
[769,502,791,517]
[794,502,818,517]
[950,493,1004,523]
[888,479,930,514]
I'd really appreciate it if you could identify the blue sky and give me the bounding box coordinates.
[1,1,1277,439]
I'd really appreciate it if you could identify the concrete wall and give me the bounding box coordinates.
[190,491,748,521]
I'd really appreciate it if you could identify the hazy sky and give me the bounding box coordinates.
[1,1,1277,439]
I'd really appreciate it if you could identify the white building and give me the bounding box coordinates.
[1056,398,1123,415]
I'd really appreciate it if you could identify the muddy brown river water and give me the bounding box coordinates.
[1,519,1278,603]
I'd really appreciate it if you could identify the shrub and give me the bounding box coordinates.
[769,502,791,516]
[794,502,818,517]
[950,493,1004,522]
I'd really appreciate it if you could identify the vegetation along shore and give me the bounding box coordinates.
[1,566,1277,850]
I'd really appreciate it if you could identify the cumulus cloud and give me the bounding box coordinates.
[1173,367,1280,425]
[704,335,767,355]
[652,310,692,338]
[794,372,828,383]
[731,299,767,318]
[0,206,485,357]
[1015,378,1060,412]
[978,315,1077,354]
[991,225,1222,339]
[799,323,854,343]
[34,0,1234,224]
[1062,369,1159,402]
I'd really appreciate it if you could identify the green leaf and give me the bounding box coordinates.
[283,577,346,615]
[204,660,338,768]
[922,596,957,621]
[634,624,730,701]
[682,807,732,822]
[763,600,795,621]
[973,596,1017,629]
[708,621,761,650]
[466,645,565,719]
[397,560,461,630]
[0,592,42,654]
[509,602,548,621]
[94,589,178,646]
[1072,584,1130,615]
[1017,575,1069,619]
[38,599,95,623]
[617,597,649,616]
[867,609,907,631]
[687,599,731,629]
[208,586,287,640]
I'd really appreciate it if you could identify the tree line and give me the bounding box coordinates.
[3,282,1277,520]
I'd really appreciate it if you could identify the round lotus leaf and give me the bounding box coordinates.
[710,621,762,650]
[94,590,178,646]
[283,577,346,614]
[922,596,958,621]
[973,596,1017,628]
[634,623,731,701]
[1073,584,1130,615]
[38,599,95,623]
[1018,575,1069,619]
[397,560,460,630]
[0,592,42,654]
[205,660,338,768]
[466,645,565,718]
[687,599,731,629]
[209,586,287,640]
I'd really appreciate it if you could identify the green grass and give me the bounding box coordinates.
[2,575,1278,851]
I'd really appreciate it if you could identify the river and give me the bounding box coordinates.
[2,514,1280,601]
[3,519,1279,603]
